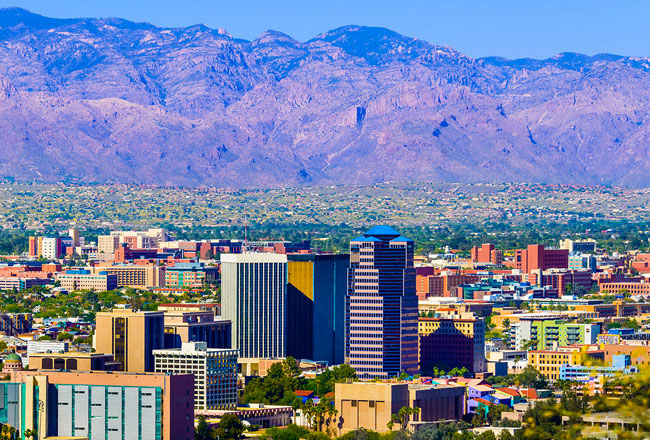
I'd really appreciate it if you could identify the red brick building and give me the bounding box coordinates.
[470,243,503,265]
[416,273,480,300]
[631,254,650,273]
[514,245,568,273]
[540,270,593,293]
[115,246,159,263]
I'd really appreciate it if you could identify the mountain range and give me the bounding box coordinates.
[1,8,650,187]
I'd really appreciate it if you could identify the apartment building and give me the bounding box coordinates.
[516,318,599,350]
[0,313,32,336]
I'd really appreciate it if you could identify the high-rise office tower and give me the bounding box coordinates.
[95,308,164,372]
[287,253,350,364]
[345,226,419,378]
[221,253,288,359]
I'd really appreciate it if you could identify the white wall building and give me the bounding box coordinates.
[41,237,60,260]
[153,342,238,410]
[221,253,288,359]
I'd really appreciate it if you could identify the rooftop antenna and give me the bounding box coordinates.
[244,216,249,253]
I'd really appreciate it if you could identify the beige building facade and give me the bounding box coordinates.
[95,308,164,372]
[92,264,165,288]
[334,382,465,434]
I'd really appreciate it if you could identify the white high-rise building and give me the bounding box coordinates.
[153,342,238,410]
[41,237,60,260]
[221,253,288,359]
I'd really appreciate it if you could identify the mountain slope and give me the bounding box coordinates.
[1,8,650,187]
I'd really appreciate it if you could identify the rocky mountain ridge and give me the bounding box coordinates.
[1,8,650,187]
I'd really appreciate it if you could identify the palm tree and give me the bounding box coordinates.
[513,355,521,372]
[387,406,420,431]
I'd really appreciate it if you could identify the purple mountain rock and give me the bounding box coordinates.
[1,8,650,187]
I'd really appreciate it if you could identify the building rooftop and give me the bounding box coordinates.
[365,225,400,237]
[351,236,381,242]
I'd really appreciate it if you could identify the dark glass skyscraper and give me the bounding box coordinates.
[345,226,419,378]
[286,253,349,365]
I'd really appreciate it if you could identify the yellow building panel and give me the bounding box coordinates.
[288,261,314,301]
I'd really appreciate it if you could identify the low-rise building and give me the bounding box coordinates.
[419,311,486,373]
[157,303,221,316]
[599,281,650,296]
[0,369,193,440]
[516,318,599,350]
[0,313,32,337]
[28,352,120,371]
[559,354,638,382]
[334,382,465,434]
[92,264,165,288]
[57,270,118,291]
[197,404,292,429]
[26,340,68,354]
[0,277,50,291]
[528,346,604,381]
[164,262,219,288]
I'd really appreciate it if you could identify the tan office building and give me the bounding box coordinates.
[28,352,119,371]
[334,382,465,434]
[92,264,165,288]
[97,234,120,254]
[95,308,164,372]
[163,310,231,349]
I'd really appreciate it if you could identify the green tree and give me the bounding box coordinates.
[57,332,73,341]
[517,366,548,389]
[486,404,510,425]
[194,415,213,440]
[214,413,244,440]
[301,397,338,434]
[472,404,488,426]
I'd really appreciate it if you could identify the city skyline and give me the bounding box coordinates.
[0,1,649,437]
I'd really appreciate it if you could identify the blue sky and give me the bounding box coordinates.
[1,0,649,59]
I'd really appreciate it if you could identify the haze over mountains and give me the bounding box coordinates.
[1,8,650,187]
